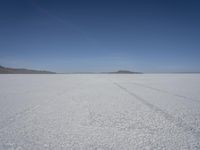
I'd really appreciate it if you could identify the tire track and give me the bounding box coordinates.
[131,82,200,103]
[0,104,40,130]
[113,82,200,140]
[0,91,65,131]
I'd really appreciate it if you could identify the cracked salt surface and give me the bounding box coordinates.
[0,74,200,149]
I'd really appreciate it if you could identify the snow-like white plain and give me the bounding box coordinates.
[0,74,200,149]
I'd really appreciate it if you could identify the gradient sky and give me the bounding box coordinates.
[0,0,200,73]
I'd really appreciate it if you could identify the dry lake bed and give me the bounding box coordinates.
[0,74,200,149]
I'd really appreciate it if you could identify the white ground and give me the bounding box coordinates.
[0,74,200,149]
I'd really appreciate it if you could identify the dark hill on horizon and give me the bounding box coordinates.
[0,66,56,74]
[103,70,143,74]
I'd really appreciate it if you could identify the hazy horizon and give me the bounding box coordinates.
[0,0,200,73]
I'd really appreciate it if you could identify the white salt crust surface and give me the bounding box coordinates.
[0,74,200,149]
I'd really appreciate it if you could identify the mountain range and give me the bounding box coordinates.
[0,65,143,74]
[0,66,56,74]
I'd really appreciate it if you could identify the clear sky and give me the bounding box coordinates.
[0,0,200,73]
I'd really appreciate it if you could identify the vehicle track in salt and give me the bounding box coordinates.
[113,82,200,141]
[131,82,200,103]
[0,91,65,131]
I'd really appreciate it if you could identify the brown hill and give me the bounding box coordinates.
[0,66,56,74]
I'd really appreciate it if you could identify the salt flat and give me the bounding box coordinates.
[0,74,200,149]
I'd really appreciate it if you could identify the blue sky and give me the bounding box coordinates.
[0,0,200,73]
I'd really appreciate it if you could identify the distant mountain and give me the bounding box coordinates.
[0,66,56,74]
[103,70,142,74]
